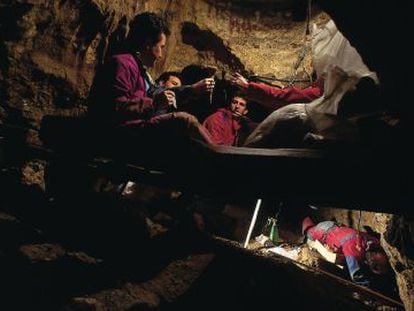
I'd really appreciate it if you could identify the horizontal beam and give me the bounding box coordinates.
[1,121,411,215]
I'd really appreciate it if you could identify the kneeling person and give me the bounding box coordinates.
[302,217,389,287]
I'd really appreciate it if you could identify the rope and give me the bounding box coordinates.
[306,0,312,35]
[274,201,283,220]
[355,209,363,251]
[260,202,282,231]
[163,0,174,19]
[249,75,311,84]
[286,0,313,87]
[357,209,362,232]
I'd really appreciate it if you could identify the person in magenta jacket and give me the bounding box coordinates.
[302,217,389,287]
[230,72,323,111]
[203,95,256,146]
[88,12,213,144]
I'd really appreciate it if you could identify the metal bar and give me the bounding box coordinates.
[244,198,262,248]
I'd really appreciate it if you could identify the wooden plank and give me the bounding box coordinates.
[209,235,404,310]
[307,239,344,268]
[2,121,411,214]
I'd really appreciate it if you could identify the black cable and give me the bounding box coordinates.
[248,75,311,84]
[357,209,362,233]
[306,0,312,35]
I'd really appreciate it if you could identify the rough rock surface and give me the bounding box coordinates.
[1,0,412,309]
[0,0,326,140]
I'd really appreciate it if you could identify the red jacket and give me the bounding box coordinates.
[245,81,323,111]
[306,221,381,285]
[203,108,241,146]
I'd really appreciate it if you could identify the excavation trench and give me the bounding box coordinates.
[0,171,403,310]
[169,237,403,311]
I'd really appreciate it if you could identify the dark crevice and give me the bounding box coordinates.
[0,41,9,105]
[181,22,246,73]
[0,3,33,41]
[315,0,410,118]
[30,68,83,108]
[72,0,106,59]
[102,16,129,62]
[385,216,414,260]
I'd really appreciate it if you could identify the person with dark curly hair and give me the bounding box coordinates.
[88,12,214,158]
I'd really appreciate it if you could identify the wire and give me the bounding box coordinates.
[249,75,311,84]
[275,201,283,220]
[357,209,362,232]
[306,0,312,35]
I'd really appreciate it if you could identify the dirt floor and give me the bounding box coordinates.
[0,169,404,310]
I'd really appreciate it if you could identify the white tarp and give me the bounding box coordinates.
[244,20,378,148]
[267,246,300,261]
[311,20,378,115]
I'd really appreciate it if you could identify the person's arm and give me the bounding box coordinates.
[168,78,215,98]
[246,82,323,110]
[152,78,215,114]
[231,72,323,111]
[109,57,154,120]
[203,113,225,145]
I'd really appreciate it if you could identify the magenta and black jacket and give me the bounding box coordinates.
[88,53,158,127]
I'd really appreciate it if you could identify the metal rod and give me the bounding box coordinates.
[244,198,262,248]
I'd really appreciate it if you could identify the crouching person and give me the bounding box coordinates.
[302,217,390,287]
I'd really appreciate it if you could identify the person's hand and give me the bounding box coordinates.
[191,77,215,94]
[163,90,177,109]
[232,110,244,118]
[230,72,249,90]
[154,90,177,109]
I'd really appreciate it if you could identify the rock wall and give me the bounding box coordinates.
[0,0,327,139]
[1,0,412,309]
[0,0,143,136]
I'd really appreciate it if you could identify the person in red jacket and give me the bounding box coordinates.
[203,94,256,146]
[230,72,323,111]
[302,216,389,287]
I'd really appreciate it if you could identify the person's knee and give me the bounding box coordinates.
[174,112,200,127]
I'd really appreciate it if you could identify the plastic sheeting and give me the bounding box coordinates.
[244,20,377,148]
[311,20,378,115]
